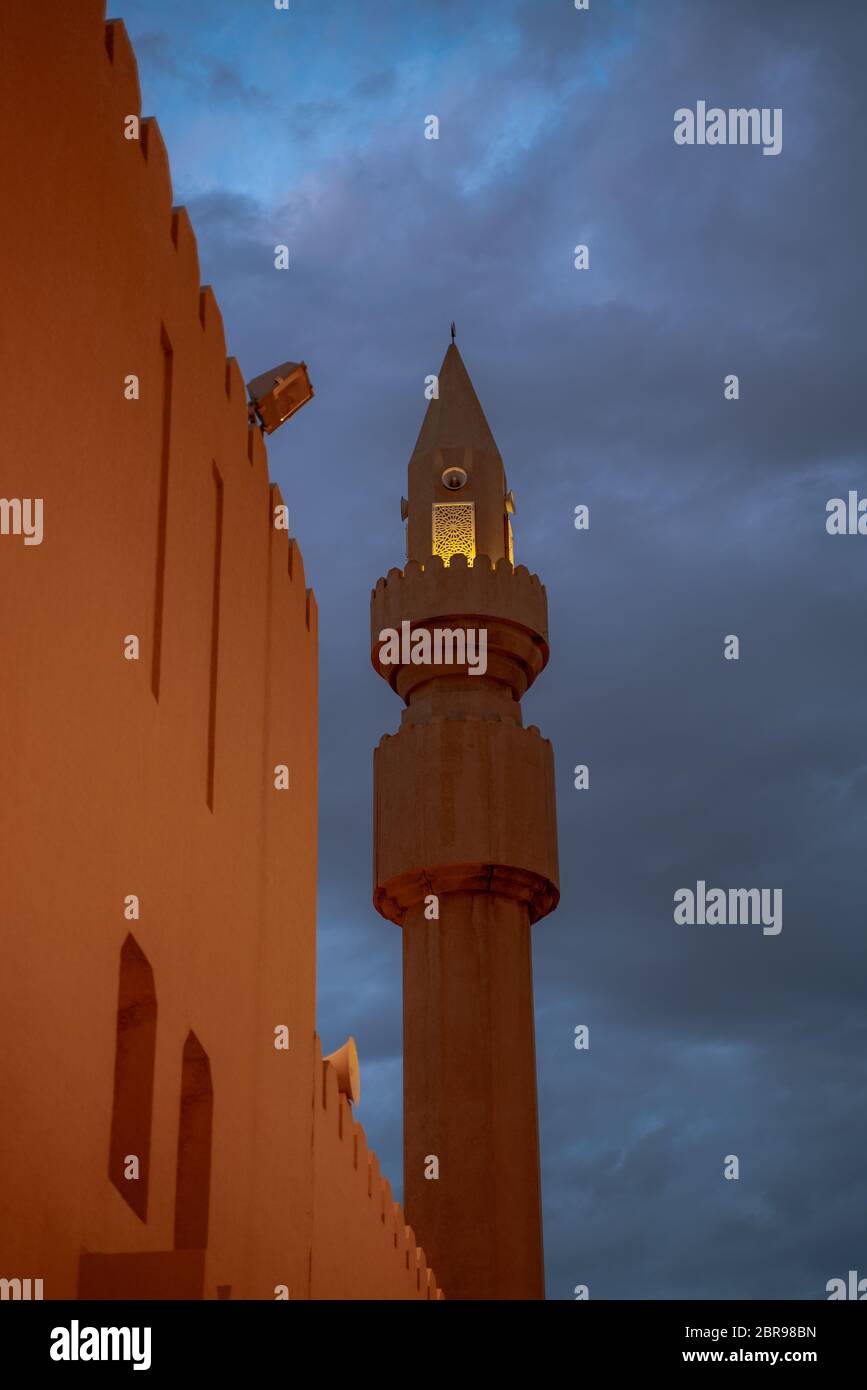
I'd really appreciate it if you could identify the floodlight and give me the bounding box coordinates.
[247,360,314,434]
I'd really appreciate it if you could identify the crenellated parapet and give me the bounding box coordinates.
[98,18,318,627]
[311,1035,444,1299]
[370,553,549,701]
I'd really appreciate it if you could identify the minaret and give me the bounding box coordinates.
[371,339,559,1300]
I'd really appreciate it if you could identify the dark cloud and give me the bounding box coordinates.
[290,98,344,141]
[130,30,178,75]
[129,32,272,107]
[202,59,272,108]
[352,69,398,101]
[127,0,867,1299]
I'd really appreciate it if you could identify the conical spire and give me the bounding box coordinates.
[411,343,501,461]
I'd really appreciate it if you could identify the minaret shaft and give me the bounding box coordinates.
[403,893,545,1300]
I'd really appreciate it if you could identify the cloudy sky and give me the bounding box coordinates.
[119,0,867,1299]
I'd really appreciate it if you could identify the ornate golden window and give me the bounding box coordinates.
[432,501,475,566]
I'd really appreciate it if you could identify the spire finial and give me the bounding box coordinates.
[450,320,456,344]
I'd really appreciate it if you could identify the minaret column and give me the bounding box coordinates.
[402,889,543,1299]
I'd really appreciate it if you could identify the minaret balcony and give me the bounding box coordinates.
[370,553,549,703]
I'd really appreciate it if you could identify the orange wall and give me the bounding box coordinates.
[0,0,438,1301]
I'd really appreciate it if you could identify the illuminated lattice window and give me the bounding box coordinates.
[433,502,475,566]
